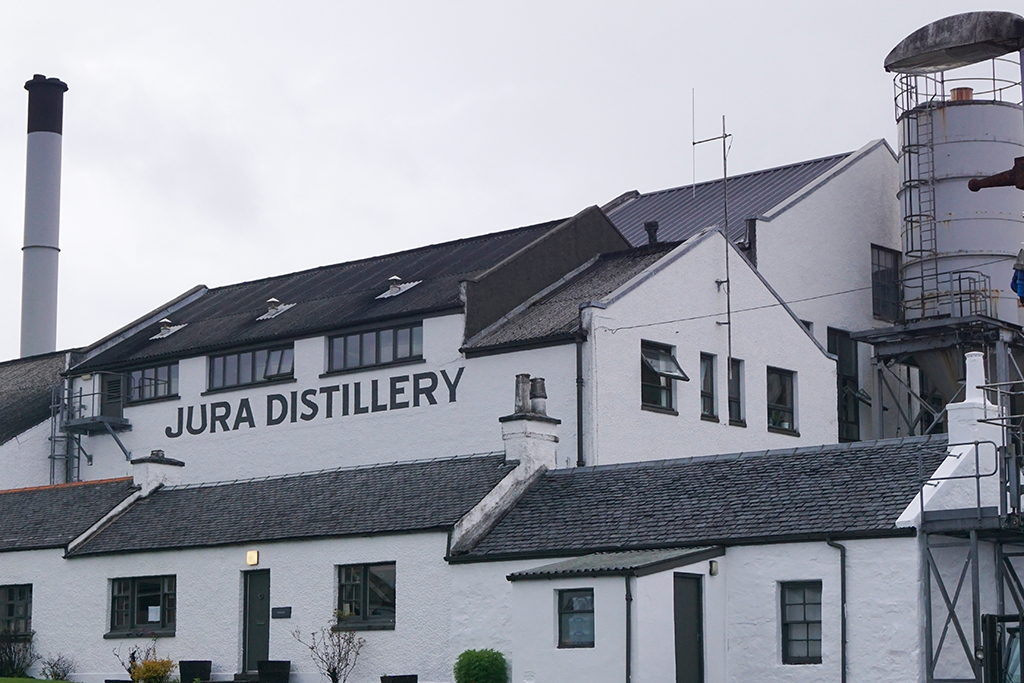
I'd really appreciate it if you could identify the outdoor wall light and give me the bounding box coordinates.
[709,560,719,576]
[246,550,259,566]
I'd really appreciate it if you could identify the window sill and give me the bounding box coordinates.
[768,425,801,437]
[700,413,719,423]
[729,419,747,428]
[783,659,822,666]
[201,376,297,397]
[641,404,678,416]
[331,621,395,632]
[126,394,180,407]
[104,628,175,639]
[557,643,595,649]
[320,357,425,378]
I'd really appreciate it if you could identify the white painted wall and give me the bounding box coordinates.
[0,419,52,489]
[584,230,837,464]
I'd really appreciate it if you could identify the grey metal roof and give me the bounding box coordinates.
[460,435,949,559]
[75,220,565,371]
[507,546,723,580]
[605,153,850,247]
[0,478,137,552]
[466,244,676,350]
[0,351,65,447]
[69,454,515,556]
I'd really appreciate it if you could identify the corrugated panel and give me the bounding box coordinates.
[508,546,718,578]
[0,351,66,446]
[607,153,851,246]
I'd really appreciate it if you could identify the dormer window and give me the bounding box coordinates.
[209,345,294,391]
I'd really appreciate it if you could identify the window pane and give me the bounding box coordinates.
[280,348,294,375]
[361,333,376,366]
[131,370,143,401]
[786,605,805,621]
[345,335,360,368]
[789,640,808,658]
[239,352,253,385]
[142,368,156,399]
[411,325,423,357]
[379,330,394,363]
[561,612,594,646]
[396,328,410,359]
[135,578,162,625]
[169,364,178,395]
[330,337,345,371]
[805,603,821,621]
[155,366,169,397]
[225,354,239,387]
[366,564,396,621]
[265,349,282,377]
[212,356,225,389]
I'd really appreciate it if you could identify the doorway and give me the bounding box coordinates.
[674,573,704,683]
[243,570,270,673]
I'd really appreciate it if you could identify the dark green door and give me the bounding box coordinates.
[243,570,270,672]
[674,573,704,683]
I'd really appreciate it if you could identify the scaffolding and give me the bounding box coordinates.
[47,372,132,484]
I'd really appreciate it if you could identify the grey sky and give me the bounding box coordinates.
[0,1,1017,360]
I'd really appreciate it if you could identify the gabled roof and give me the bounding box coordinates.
[0,478,137,552]
[458,435,949,560]
[69,454,515,556]
[605,152,851,246]
[0,351,66,447]
[465,243,677,351]
[74,220,565,371]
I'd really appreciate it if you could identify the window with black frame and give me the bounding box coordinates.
[328,323,422,373]
[700,353,717,419]
[127,363,179,403]
[108,576,175,637]
[336,563,396,630]
[209,346,294,391]
[827,328,860,442]
[0,584,31,636]
[871,245,901,322]
[641,342,689,412]
[767,367,797,434]
[728,358,745,426]
[557,588,594,648]
[781,581,822,664]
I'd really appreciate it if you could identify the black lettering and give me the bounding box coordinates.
[440,367,465,403]
[319,385,340,418]
[300,389,319,421]
[290,391,298,423]
[413,372,438,407]
[165,407,184,438]
[371,380,388,412]
[390,375,410,410]
[209,401,232,433]
[341,384,350,416]
[186,404,208,435]
[233,398,256,430]
[267,394,288,425]
[353,382,369,414]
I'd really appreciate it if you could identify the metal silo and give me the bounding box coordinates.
[888,12,1024,324]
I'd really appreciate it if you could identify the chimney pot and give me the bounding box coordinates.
[529,377,548,415]
[514,373,531,414]
[644,220,659,245]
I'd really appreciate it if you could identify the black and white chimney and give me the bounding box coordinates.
[20,74,68,358]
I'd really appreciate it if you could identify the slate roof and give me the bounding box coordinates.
[0,351,66,447]
[507,546,722,580]
[75,220,564,371]
[0,478,137,552]
[461,435,949,559]
[69,454,515,556]
[605,152,850,247]
[465,243,677,350]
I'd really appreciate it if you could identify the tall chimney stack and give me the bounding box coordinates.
[20,74,67,358]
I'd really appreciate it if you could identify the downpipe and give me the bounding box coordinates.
[826,538,847,683]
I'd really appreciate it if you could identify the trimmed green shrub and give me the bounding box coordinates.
[453,649,507,683]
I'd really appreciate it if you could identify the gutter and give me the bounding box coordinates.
[826,538,847,683]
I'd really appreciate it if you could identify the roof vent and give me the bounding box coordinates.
[256,297,296,321]
[149,318,188,340]
[376,276,422,299]
[644,220,659,245]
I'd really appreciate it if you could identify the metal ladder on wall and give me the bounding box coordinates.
[901,100,940,318]
[47,383,91,485]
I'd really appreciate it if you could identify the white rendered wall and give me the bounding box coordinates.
[0,419,52,489]
[584,231,837,464]
[70,314,577,485]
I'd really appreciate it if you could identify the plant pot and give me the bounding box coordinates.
[380,676,418,683]
[179,660,212,683]
[257,660,291,683]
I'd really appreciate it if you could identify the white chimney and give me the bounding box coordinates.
[20,74,68,358]
[131,449,185,496]
[499,373,561,469]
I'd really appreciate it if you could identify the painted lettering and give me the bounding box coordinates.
[353,382,369,414]
[413,372,438,407]
[342,383,350,416]
[319,385,339,418]
[233,398,256,430]
[390,375,409,410]
[186,404,208,435]
[440,367,464,403]
[210,401,232,433]
[267,394,288,426]
[165,407,184,438]
[290,391,298,423]
[371,380,388,412]
[300,389,319,421]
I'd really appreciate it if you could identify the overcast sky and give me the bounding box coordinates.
[0,1,1019,360]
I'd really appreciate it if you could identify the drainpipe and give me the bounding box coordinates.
[576,335,585,467]
[826,538,847,683]
[625,574,633,683]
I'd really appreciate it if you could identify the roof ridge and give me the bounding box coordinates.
[0,349,68,370]
[554,434,949,475]
[164,451,507,491]
[0,476,134,495]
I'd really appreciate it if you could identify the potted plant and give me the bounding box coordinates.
[178,660,212,683]
[257,659,291,683]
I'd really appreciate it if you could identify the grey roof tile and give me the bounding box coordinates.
[0,351,66,447]
[0,478,137,551]
[69,454,514,555]
[606,153,850,246]
[463,435,949,558]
